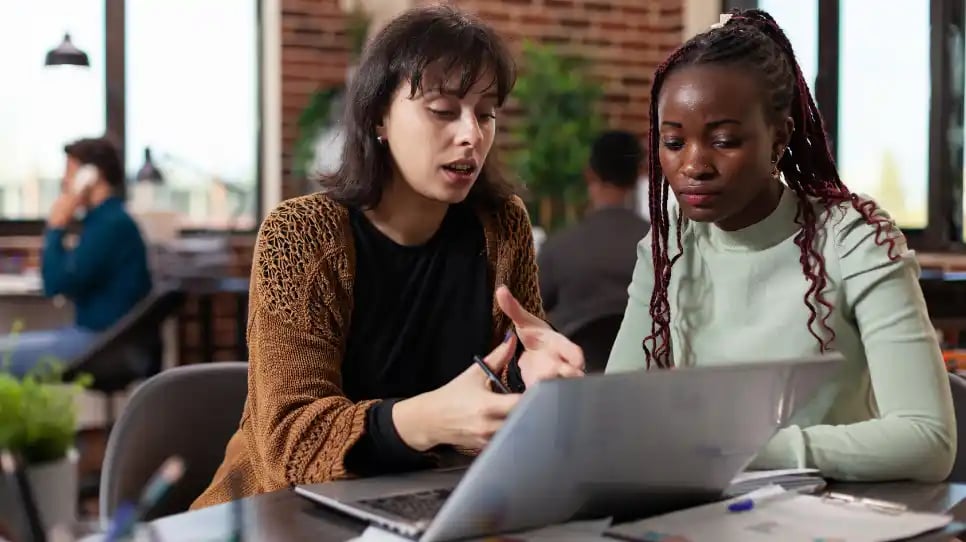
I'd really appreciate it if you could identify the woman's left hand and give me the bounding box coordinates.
[496,285,585,388]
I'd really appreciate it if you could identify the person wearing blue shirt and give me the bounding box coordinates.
[0,137,153,377]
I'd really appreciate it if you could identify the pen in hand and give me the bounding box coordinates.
[473,355,511,394]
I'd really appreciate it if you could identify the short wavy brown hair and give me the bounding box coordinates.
[319,4,518,211]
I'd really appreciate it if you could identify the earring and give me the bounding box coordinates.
[376,135,386,145]
[771,149,783,178]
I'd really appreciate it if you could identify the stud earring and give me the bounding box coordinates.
[376,135,386,145]
[771,148,784,178]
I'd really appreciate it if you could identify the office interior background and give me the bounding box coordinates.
[4,0,966,534]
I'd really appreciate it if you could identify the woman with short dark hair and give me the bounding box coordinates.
[193,5,584,508]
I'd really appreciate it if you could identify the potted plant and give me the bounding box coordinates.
[292,6,371,187]
[0,320,90,536]
[509,41,604,233]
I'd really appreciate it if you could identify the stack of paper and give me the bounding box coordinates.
[607,485,953,542]
[726,468,825,496]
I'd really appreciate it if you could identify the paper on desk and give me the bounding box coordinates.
[726,468,825,496]
[350,517,613,541]
[607,485,952,542]
[730,468,820,484]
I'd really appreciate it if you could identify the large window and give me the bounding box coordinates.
[0,1,106,219]
[838,1,930,229]
[759,0,817,92]
[127,0,259,230]
[0,1,261,232]
[728,0,965,249]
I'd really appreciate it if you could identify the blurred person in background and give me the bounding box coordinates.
[0,136,152,377]
[537,130,649,371]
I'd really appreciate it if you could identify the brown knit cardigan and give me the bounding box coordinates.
[191,192,544,509]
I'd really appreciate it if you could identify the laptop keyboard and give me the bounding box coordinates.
[358,488,453,522]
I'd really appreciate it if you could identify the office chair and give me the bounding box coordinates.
[64,283,186,507]
[63,284,185,425]
[947,372,966,483]
[566,314,624,374]
[99,362,249,524]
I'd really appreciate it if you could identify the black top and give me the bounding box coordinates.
[343,204,492,475]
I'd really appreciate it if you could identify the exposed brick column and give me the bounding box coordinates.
[420,0,684,142]
[280,0,352,200]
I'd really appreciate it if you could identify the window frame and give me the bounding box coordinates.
[724,0,966,252]
[0,0,264,236]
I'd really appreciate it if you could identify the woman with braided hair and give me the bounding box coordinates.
[606,9,955,482]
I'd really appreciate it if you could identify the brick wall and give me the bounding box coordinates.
[279,0,684,200]
[281,0,353,200]
[434,0,682,137]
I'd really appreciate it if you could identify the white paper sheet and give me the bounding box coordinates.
[607,486,952,542]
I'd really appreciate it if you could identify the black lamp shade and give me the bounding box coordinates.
[45,33,90,67]
[136,147,164,184]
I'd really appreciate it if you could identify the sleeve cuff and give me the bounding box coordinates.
[345,399,436,477]
[371,399,436,471]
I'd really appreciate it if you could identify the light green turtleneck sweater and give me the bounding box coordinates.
[606,188,956,482]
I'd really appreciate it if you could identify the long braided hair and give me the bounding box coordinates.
[643,9,899,369]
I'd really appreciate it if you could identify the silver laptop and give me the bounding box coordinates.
[296,353,841,541]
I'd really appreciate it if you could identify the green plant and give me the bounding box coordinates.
[292,87,342,178]
[510,41,604,232]
[0,321,90,465]
[292,6,371,180]
[346,6,371,61]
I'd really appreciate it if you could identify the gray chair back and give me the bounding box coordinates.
[65,284,185,395]
[99,362,248,524]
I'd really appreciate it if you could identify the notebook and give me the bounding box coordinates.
[606,485,953,542]
[725,468,825,496]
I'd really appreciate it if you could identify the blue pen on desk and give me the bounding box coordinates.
[727,485,789,513]
[727,498,756,512]
[105,502,138,542]
[106,456,186,541]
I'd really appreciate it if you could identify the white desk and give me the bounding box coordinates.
[0,274,72,334]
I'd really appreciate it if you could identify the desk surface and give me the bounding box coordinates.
[132,482,966,542]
